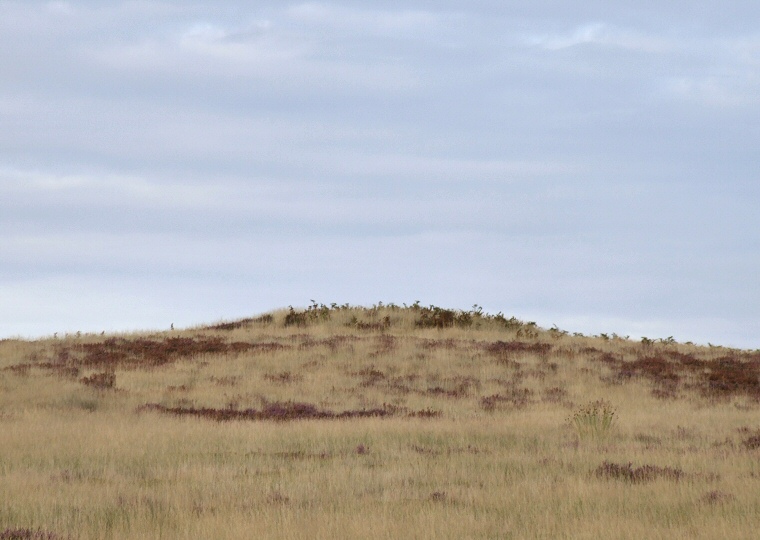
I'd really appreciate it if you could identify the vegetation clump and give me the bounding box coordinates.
[205,317,262,331]
[0,529,64,540]
[138,401,439,421]
[284,301,334,327]
[595,461,685,483]
[79,371,115,390]
[480,388,533,411]
[568,400,616,441]
[415,306,474,329]
[598,347,760,400]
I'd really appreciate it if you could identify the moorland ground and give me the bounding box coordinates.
[2,303,760,539]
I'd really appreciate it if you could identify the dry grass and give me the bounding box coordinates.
[2,303,760,538]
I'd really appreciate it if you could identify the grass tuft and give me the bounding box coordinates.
[568,399,616,441]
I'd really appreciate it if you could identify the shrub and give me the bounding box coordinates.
[415,306,472,329]
[283,307,308,327]
[283,302,332,327]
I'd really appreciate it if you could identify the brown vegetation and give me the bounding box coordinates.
[137,401,439,421]
[0,530,64,540]
[595,461,686,483]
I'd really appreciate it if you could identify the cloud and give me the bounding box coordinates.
[0,167,217,207]
[286,2,450,37]
[2,2,760,348]
[1,2,420,103]
[656,35,760,108]
[526,22,674,52]
[0,1,178,38]
[277,152,581,183]
[84,21,419,96]
[45,1,73,15]
[88,29,298,75]
[521,21,760,112]
[0,158,583,243]
[662,76,760,108]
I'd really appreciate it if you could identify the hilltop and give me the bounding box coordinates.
[1,303,759,539]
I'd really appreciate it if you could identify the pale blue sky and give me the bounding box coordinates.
[2,1,759,347]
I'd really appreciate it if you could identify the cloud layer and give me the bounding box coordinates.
[2,1,759,347]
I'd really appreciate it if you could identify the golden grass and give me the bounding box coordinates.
[1,303,760,539]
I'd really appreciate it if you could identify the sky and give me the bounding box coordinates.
[1,1,759,347]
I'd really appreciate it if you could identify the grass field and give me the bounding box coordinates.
[2,303,760,539]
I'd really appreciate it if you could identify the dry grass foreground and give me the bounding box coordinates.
[2,302,760,539]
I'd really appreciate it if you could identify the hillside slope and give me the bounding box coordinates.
[1,304,759,539]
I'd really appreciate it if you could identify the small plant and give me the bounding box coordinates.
[568,399,616,441]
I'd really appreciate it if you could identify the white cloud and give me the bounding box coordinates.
[526,22,674,53]
[524,22,760,110]
[287,151,581,182]
[0,1,179,38]
[45,1,72,15]
[663,75,760,107]
[657,34,760,108]
[0,158,577,235]
[0,167,219,207]
[287,2,449,37]
[181,23,229,44]
[658,34,760,107]
[84,19,418,95]
[724,34,760,66]
[89,32,297,74]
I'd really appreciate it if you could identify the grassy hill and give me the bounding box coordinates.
[1,303,759,539]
